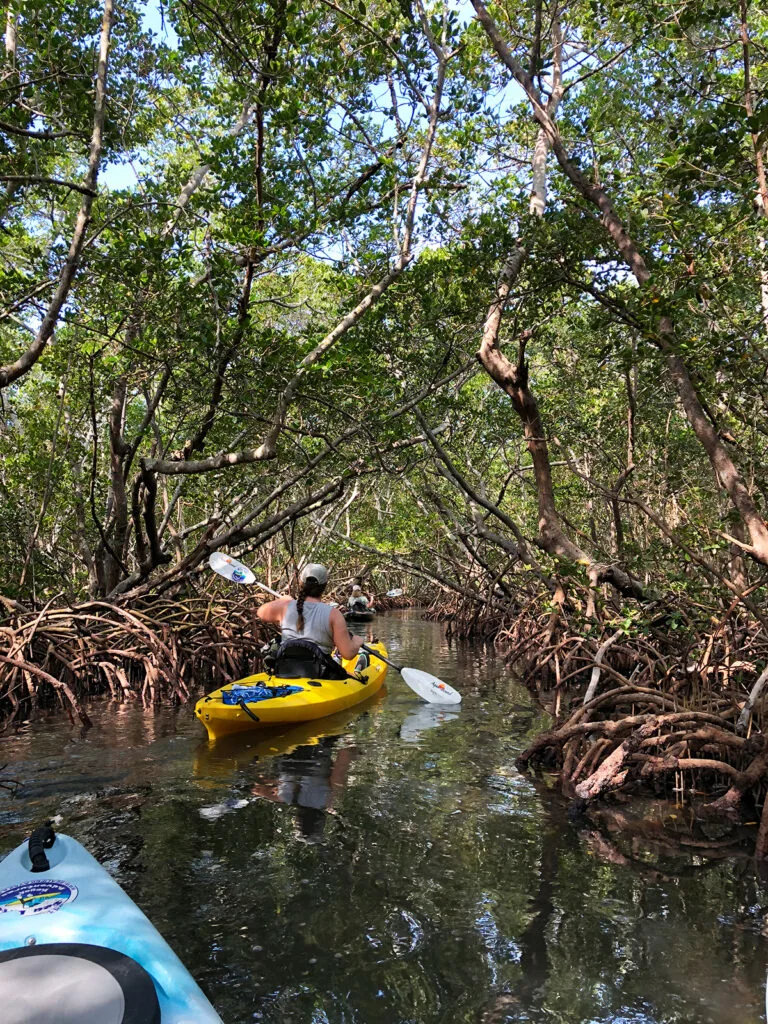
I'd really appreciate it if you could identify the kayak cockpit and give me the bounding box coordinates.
[0,943,161,1024]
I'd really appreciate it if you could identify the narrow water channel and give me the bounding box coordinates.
[1,611,767,1023]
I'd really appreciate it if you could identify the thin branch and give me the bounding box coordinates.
[0,0,114,389]
[0,174,96,196]
[0,120,82,139]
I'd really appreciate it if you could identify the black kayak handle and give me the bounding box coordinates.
[29,822,56,873]
[238,699,260,723]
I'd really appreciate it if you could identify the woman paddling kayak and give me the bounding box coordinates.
[347,583,375,612]
[257,563,368,678]
[196,558,393,739]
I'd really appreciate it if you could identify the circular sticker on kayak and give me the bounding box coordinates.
[0,880,78,916]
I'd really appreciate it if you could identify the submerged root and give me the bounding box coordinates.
[433,581,768,856]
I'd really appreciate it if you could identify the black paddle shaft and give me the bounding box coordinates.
[361,644,403,673]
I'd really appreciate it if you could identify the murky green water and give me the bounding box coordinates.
[1,611,767,1023]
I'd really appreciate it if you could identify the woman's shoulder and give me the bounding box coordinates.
[257,596,292,620]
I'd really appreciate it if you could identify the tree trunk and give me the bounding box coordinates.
[0,0,114,388]
[471,0,768,567]
[103,377,129,594]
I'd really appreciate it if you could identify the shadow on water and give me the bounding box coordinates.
[1,609,768,1023]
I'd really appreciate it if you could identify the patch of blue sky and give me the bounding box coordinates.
[141,0,180,49]
[100,160,149,192]
[100,1,179,192]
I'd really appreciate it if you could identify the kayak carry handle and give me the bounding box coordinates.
[28,822,56,873]
[238,699,260,723]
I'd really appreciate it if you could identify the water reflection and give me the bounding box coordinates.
[195,735,356,842]
[193,697,387,842]
[1,611,767,1024]
[251,738,356,842]
[399,705,461,742]
[192,693,386,780]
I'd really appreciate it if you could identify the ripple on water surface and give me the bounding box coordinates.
[0,610,767,1024]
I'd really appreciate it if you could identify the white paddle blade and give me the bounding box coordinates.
[401,667,462,705]
[208,551,256,586]
[386,588,404,597]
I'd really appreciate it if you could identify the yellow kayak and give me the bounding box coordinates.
[194,692,386,782]
[195,641,388,740]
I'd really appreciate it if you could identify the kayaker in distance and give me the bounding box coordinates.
[347,584,375,612]
[257,563,368,676]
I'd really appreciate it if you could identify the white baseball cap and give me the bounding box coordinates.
[300,563,328,585]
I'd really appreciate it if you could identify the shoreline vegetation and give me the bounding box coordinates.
[0,587,415,729]
[5,585,768,858]
[2,0,768,859]
[425,588,768,858]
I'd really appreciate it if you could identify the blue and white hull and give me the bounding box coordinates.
[0,829,222,1023]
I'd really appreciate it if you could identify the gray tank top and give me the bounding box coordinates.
[281,599,335,653]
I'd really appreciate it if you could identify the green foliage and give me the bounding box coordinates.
[1,0,767,613]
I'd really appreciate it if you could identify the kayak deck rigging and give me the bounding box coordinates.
[195,641,389,740]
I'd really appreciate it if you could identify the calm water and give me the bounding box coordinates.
[1,611,767,1023]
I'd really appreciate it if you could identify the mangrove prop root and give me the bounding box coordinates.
[574,717,662,800]
[429,585,768,857]
[0,593,268,727]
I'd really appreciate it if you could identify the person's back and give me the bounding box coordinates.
[256,562,365,670]
[348,586,368,610]
[281,599,334,653]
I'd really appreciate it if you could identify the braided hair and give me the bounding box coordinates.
[295,577,326,633]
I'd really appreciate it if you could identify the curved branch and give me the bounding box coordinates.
[0,0,114,389]
[0,174,95,195]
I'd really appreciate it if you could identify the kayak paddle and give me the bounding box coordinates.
[209,552,337,603]
[360,644,462,705]
[208,551,258,586]
[209,552,461,705]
